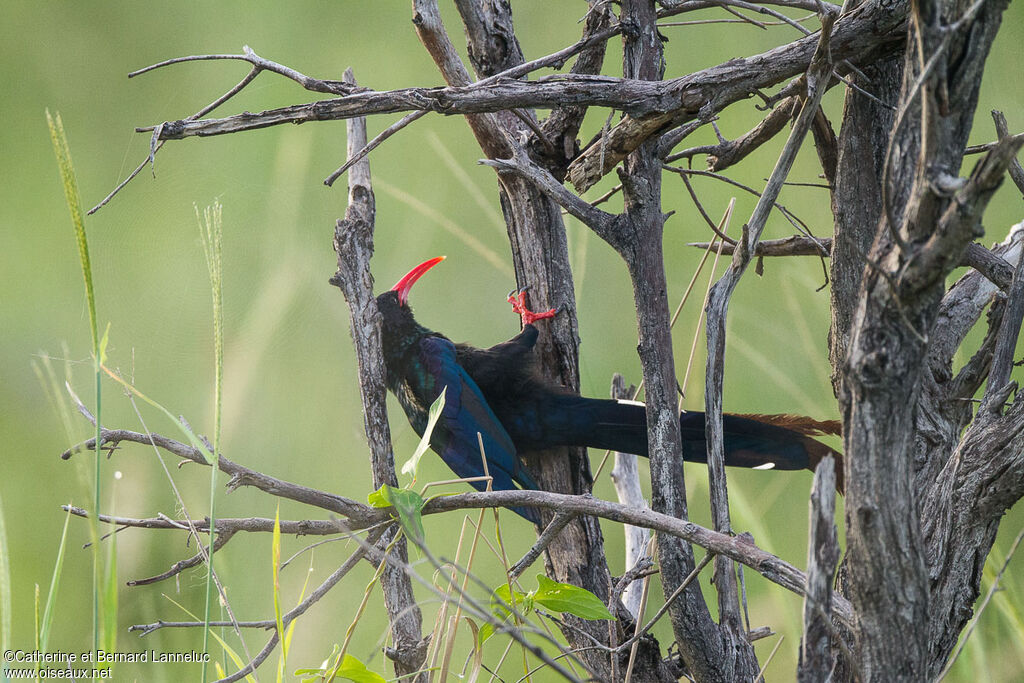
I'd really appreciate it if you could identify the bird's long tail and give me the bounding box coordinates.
[541,395,843,488]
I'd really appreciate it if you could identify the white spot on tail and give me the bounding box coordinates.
[753,463,776,470]
[616,399,646,407]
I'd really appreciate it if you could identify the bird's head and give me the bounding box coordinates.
[376,256,445,361]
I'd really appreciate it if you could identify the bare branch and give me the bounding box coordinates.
[480,142,616,235]
[328,68,426,678]
[567,0,906,190]
[686,237,1014,289]
[133,2,902,154]
[660,0,820,36]
[61,427,372,521]
[900,134,1024,297]
[508,511,576,580]
[62,505,343,537]
[664,96,799,170]
[129,45,364,96]
[89,55,264,215]
[412,0,509,160]
[798,457,840,681]
[413,489,856,628]
[539,1,618,175]
[324,110,429,187]
[702,14,834,661]
[991,110,1024,199]
[664,166,821,240]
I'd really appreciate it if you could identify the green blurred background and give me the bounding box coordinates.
[3,2,1023,680]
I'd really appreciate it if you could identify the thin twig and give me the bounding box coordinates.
[991,110,1024,198]
[131,525,382,683]
[755,634,786,682]
[938,525,1024,680]
[324,110,429,186]
[61,427,372,522]
[61,506,343,537]
[619,552,715,654]
[508,512,576,580]
[88,65,262,215]
[663,165,824,247]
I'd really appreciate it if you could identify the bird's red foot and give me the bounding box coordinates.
[507,287,558,326]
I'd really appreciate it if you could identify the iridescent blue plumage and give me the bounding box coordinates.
[377,259,841,524]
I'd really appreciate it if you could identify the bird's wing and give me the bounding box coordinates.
[417,336,539,499]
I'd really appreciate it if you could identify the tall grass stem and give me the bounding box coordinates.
[197,202,225,681]
[46,110,103,656]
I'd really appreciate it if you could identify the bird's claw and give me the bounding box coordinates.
[507,287,558,326]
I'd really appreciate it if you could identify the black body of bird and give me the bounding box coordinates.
[377,257,840,524]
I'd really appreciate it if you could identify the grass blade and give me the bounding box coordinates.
[101,489,118,655]
[163,595,256,683]
[46,109,103,655]
[34,585,40,674]
[38,505,72,651]
[273,503,286,683]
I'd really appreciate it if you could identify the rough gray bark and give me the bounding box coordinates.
[828,50,902,395]
[615,0,734,676]
[328,69,427,679]
[834,0,1018,677]
[700,20,835,681]
[412,2,627,677]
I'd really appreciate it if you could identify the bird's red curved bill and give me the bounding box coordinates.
[392,255,445,306]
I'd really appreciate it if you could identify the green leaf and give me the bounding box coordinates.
[387,488,426,543]
[329,654,386,683]
[366,485,425,543]
[401,387,445,478]
[98,322,111,365]
[296,644,341,681]
[532,574,613,620]
[490,582,531,620]
[367,485,390,508]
